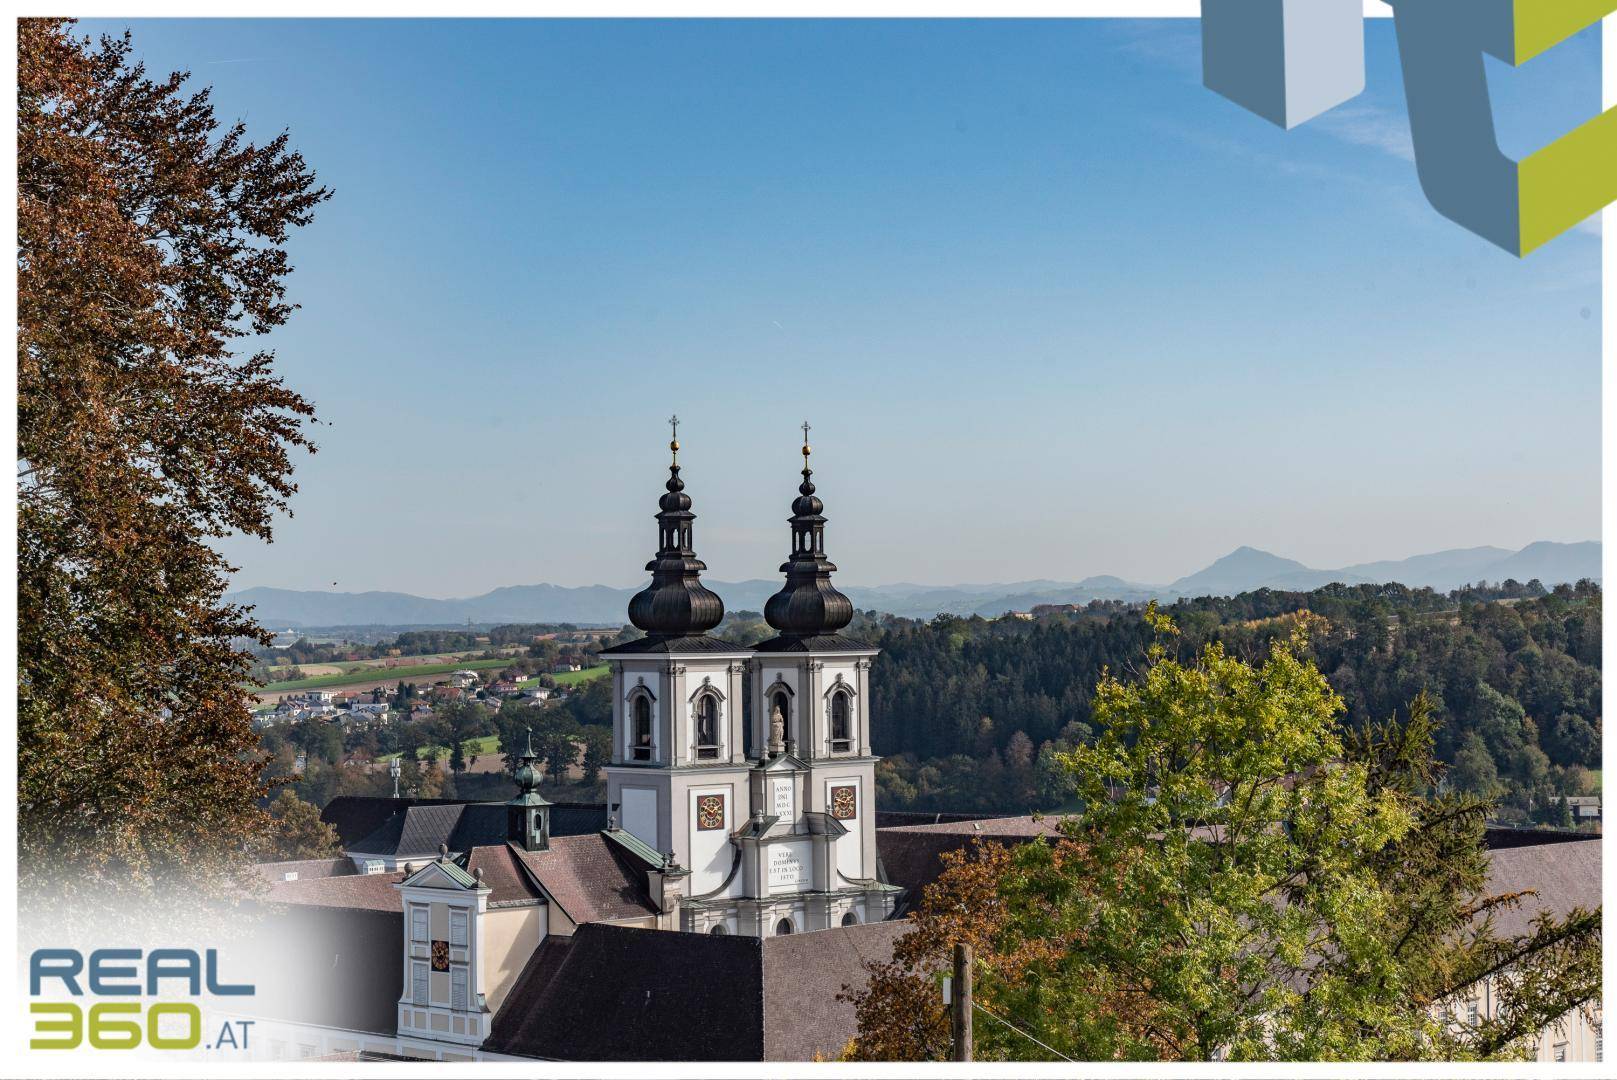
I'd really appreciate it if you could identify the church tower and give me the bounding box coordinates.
[602,422,897,937]
[601,420,753,900]
[737,425,895,934]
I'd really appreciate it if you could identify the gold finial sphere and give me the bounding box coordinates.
[670,439,680,452]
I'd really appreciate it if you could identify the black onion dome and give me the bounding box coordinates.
[627,459,725,636]
[764,444,853,637]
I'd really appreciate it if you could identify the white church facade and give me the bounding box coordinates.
[601,425,896,936]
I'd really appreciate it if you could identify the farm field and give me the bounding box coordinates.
[259,656,513,693]
[552,665,608,686]
[261,646,525,683]
[378,734,502,764]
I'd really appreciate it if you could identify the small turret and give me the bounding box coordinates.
[506,727,551,852]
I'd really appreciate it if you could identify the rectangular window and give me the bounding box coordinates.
[451,966,468,1010]
[411,961,428,1005]
[410,905,428,942]
[1467,1001,1479,1026]
[1596,1030,1602,1061]
[450,909,467,947]
[1553,1043,1567,1063]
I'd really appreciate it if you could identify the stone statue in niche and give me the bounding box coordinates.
[768,703,786,757]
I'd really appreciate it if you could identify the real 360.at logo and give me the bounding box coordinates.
[28,948,256,1053]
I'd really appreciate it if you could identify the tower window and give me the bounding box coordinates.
[775,918,794,936]
[632,695,652,761]
[451,966,468,1010]
[830,690,852,752]
[695,693,720,759]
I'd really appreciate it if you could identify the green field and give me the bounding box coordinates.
[553,665,608,686]
[257,656,512,693]
[380,734,502,763]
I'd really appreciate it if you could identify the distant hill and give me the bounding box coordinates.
[228,540,1600,627]
[1168,546,1315,597]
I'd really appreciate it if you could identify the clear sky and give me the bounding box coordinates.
[89,18,1602,595]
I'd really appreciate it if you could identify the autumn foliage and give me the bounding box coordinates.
[18,18,328,903]
[844,611,1600,1062]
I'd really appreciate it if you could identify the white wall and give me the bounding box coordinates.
[620,786,659,850]
[687,783,738,896]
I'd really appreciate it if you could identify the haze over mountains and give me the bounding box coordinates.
[228,540,1601,628]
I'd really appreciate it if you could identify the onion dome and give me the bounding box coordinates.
[764,424,854,637]
[513,728,543,793]
[626,418,725,637]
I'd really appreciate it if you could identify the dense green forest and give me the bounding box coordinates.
[862,580,1601,822]
[266,580,1599,831]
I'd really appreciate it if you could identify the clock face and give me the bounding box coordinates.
[696,793,725,831]
[830,785,857,821]
[431,940,450,972]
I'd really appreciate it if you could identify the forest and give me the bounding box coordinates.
[262,579,1600,833]
[862,580,1601,821]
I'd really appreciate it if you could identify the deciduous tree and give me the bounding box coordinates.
[18,18,328,900]
[847,610,1600,1062]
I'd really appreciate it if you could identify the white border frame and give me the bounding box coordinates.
[2,3,1608,1078]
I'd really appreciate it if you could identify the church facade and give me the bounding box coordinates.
[600,427,898,936]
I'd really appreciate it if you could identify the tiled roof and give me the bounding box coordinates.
[488,924,764,1060]
[321,795,468,847]
[353,802,466,856]
[252,857,356,885]
[262,869,407,912]
[486,921,905,1061]
[599,634,750,655]
[465,844,545,906]
[751,633,877,654]
[485,936,575,1051]
[516,833,660,924]
[762,920,907,1060]
[334,798,609,857]
[1482,837,1601,938]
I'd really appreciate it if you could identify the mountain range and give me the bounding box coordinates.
[228,540,1601,628]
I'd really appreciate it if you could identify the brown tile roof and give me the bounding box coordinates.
[488,924,763,1060]
[487,920,905,1061]
[465,843,544,906]
[1482,837,1601,938]
[762,920,906,1060]
[485,936,576,1052]
[263,869,406,912]
[876,814,1068,901]
[252,857,356,885]
[514,834,659,923]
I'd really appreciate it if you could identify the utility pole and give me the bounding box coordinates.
[951,942,973,1062]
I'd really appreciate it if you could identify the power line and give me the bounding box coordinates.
[971,1001,1075,1062]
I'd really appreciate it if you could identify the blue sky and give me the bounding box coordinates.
[90,18,1602,594]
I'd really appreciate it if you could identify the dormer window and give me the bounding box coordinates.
[695,693,720,759]
[830,690,852,752]
[632,695,653,761]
